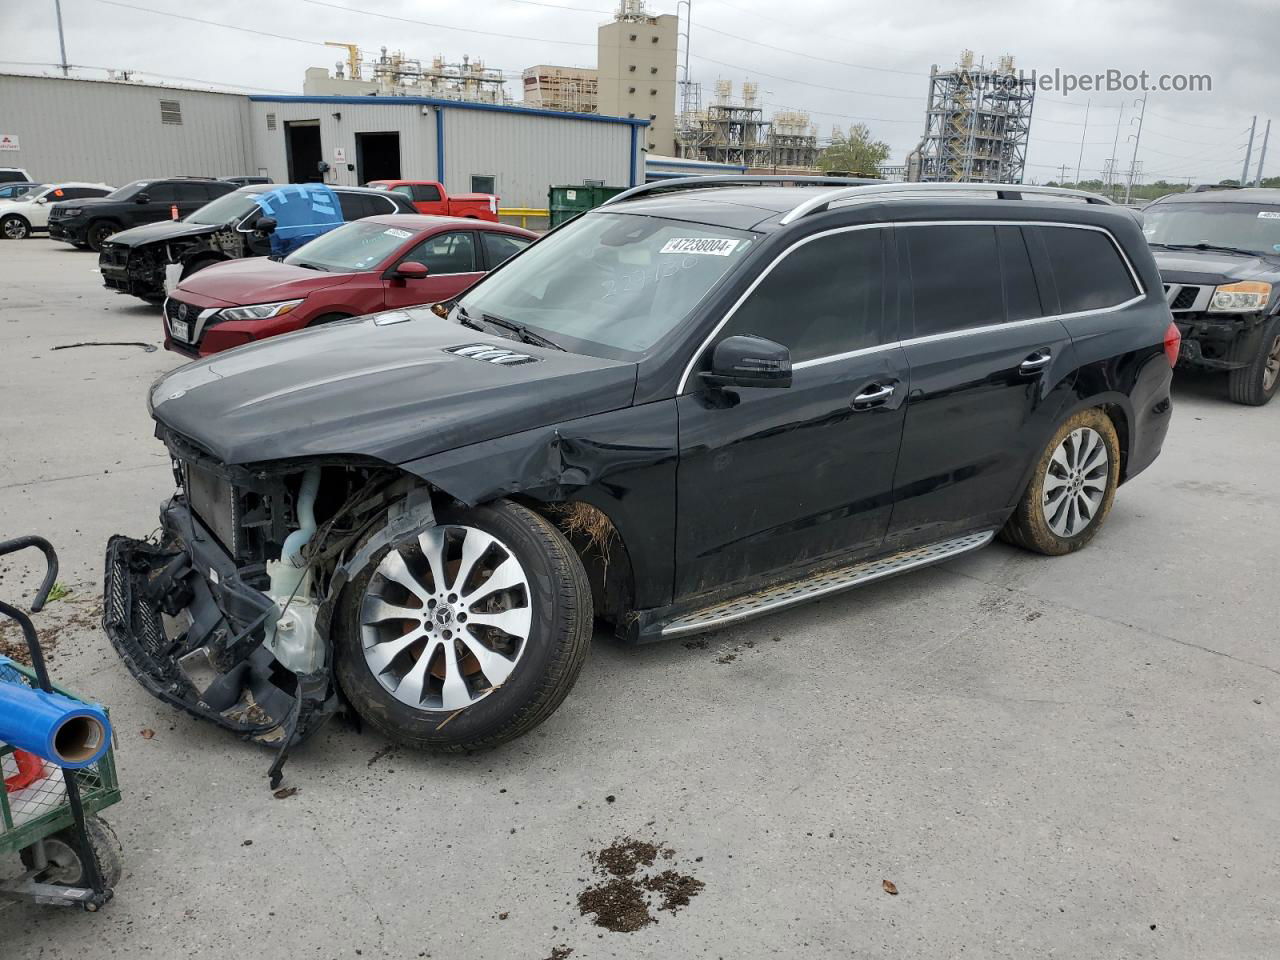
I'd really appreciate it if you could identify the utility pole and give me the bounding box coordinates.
[54,0,69,76]
[1107,101,1125,199]
[1074,98,1090,184]
[1057,163,1070,184]
[1241,115,1256,185]
[1254,119,1271,186]
[1124,94,1147,204]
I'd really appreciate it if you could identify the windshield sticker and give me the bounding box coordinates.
[384,227,414,239]
[660,237,742,256]
[1256,211,1280,220]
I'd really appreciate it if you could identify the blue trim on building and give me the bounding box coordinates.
[435,108,445,184]
[249,94,652,128]
[629,126,638,188]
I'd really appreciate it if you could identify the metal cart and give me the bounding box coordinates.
[0,535,122,911]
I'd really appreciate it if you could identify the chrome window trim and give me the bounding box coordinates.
[675,219,1148,394]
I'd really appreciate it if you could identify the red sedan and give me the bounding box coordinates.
[163,215,536,357]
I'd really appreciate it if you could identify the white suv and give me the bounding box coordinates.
[0,167,34,184]
[0,182,114,240]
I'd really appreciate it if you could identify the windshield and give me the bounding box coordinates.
[284,220,412,272]
[457,212,755,355]
[185,190,263,226]
[1143,201,1280,256]
[104,180,148,201]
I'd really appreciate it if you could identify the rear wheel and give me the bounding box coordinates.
[86,220,118,252]
[1001,408,1121,556]
[1227,317,1280,406]
[334,498,593,752]
[1,214,30,239]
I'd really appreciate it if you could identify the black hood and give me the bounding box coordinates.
[50,196,116,213]
[1152,248,1280,286]
[149,310,638,466]
[103,220,222,249]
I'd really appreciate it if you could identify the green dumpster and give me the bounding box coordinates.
[548,184,628,227]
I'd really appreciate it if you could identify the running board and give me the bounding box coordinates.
[660,531,995,638]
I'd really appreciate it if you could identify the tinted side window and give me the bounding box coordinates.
[481,231,531,268]
[1041,226,1138,313]
[174,183,209,202]
[370,194,402,215]
[997,226,1043,322]
[390,185,414,199]
[403,231,477,273]
[411,183,442,203]
[337,192,375,221]
[207,181,236,198]
[905,224,1004,337]
[146,182,177,202]
[720,229,885,362]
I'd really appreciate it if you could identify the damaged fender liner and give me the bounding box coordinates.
[103,500,339,786]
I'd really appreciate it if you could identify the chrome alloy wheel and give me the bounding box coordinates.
[360,524,533,712]
[1263,333,1280,393]
[1042,427,1110,538]
[2,217,28,239]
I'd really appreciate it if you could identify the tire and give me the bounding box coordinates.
[180,256,222,280]
[334,497,593,752]
[1000,407,1121,557]
[307,312,352,327]
[86,220,119,252]
[1,214,30,240]
[1227,316,1280,406]
[20,816,124,889]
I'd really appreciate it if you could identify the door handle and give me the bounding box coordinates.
[851,383,895,409]
[1019,350,1052,374]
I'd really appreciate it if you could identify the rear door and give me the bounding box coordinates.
[674,225,910,598]
[410,182,444,214]
[383,229,483,308]
[886,222,1077,544]
[173,182,211,218]
[479,231,533,271]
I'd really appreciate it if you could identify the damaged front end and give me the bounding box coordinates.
[103,432,421,785]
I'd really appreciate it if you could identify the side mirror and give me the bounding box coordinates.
[395,262,430,280]
[700,335,792,389]
[134,193,151,204]
[255,216,277,234]
[36,197,48,205]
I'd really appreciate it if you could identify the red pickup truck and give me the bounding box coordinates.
[366,180,498,221]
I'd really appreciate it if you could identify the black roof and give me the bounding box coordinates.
[604,184,1143,233]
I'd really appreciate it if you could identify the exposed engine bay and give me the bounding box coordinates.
[103,428,430,786]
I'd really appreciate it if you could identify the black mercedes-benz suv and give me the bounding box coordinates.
[47,177,237,251]
[103,178,1176,780]
[1144,187,1280,405]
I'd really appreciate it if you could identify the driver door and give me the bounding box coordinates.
[383,230,484,308]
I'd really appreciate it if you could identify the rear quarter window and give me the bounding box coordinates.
[1039,226,1138,314]
[905,224,1005,336]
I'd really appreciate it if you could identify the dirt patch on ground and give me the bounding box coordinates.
[0,595,101,665]
[577,837,704,933]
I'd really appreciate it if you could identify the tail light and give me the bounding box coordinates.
[1163,322,1182,368]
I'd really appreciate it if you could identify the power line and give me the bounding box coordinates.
[88,0,327,46]
[298,0,597,47]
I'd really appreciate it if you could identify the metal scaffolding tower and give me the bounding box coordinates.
[916,51,1035,183]
[676,81,818,169]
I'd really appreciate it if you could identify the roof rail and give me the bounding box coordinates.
[778,182,1115,225]
[601,174,882,208]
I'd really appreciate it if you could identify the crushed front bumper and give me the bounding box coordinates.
[103,499,338,785]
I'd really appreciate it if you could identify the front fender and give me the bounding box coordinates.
[400,400,679,609]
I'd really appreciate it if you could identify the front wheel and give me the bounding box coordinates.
[1227,317,1280,406]
[20,816,124,889]
[1001,408,1121,556]
[1,214,30,240]
[86,221,118,252]
[334,497,593,752]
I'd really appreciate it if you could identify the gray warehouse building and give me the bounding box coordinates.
[0,74,648,207]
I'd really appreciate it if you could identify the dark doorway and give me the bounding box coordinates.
[356,132,402,184]
[285,120,322,183]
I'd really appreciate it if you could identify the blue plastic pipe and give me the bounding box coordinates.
[0,666,111,769]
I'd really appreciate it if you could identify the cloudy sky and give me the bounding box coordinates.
[2,0,1275,184]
